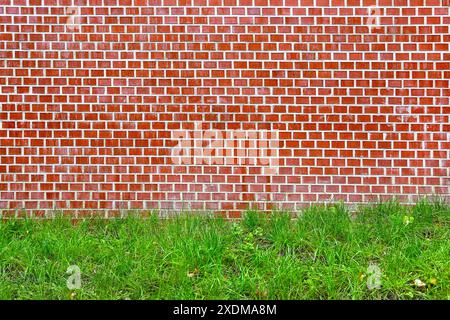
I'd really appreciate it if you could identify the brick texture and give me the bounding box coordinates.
[0,0,449,217]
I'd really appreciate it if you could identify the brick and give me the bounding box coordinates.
[0,1,448,217]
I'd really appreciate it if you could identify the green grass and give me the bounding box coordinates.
[0,199,448,300]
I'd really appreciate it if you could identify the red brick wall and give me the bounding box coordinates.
[1,0,449,217]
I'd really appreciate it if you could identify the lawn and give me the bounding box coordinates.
[0,200,448,300]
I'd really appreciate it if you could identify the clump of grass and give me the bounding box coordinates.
[0,199,448,300]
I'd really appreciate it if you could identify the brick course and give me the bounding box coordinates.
[0,0,449,217]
